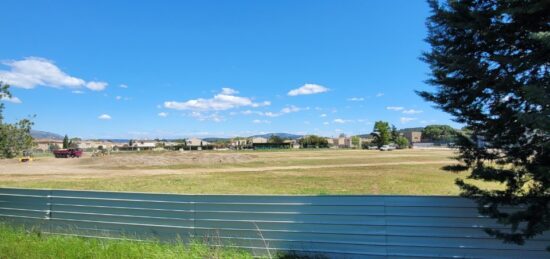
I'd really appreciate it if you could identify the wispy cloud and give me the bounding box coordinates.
[164,88,270,111]
[85,81,108,91]
[252,119,271,124]
[400,117,417,124]
[320,113,327,117]
[98,114,112,120]
[333,118,352,124]
[281,105,300,114]
[0,94,22,104]
[402,109,423,114]
[386,106,404,111]
[119,84,128,88]
[288,83,329,96]
[158,112,168,117]
[0,57,108,91]
[376,92,384,97]
[347,97,364,102]
[188,111,224,122]
[72,90,84,94]
[244,105,303,118]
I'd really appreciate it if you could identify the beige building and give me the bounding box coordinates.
[403,131,422,143]
[326,136,353,148]
[77,140,116,150]
[186,138,210,147]
[251,137,268,144]
[33,139,63,152]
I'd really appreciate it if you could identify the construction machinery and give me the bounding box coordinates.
[19,150,34,162]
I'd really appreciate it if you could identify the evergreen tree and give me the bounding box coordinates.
[420,0,550,247]
[62,135,69,149]
[390,125,399,142]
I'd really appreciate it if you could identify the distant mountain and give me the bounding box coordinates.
[249,133,303,140]
[93,139,130,143]
[30,130,63,140]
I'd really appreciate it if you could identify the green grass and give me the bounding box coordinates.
[0,224,252,259]
[0,164,500,195]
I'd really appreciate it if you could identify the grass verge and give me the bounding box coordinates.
[0,224,252,259]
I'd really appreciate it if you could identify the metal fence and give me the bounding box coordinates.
[0,188,548,258]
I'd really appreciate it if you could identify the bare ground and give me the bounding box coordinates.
[0,149,455,181]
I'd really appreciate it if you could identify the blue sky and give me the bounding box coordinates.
[0,0,459,139]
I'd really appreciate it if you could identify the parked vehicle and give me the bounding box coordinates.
[379,145,396,151]
[53,148,83,158]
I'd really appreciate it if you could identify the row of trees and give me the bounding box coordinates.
[421,125,457,143]
[298,135,329,148]
[371,121,409,149]
[0,82,34,158]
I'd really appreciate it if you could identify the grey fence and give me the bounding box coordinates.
[0,187,548,258]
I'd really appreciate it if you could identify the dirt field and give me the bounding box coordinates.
[0,149,497,195]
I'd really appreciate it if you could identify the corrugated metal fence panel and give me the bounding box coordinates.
[0,188,548,258]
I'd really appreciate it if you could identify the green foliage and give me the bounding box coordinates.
[390,125,399,141]
[420,0,550,248]
[0,82,34,158]
[62,135,69,149]
[268,135,284,144]
[372,121,391,147]
[394,136,409,149]
[0,118,34,158]
[422,125,456,142]
[351,136,361,148]
[299,135,329,148]
[0,82,10,123]
[48,143,60,152]
[62,135,78,149]
[0,224,252,259]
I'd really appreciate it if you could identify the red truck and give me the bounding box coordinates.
[53,148,83,158]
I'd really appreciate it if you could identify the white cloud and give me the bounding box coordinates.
[86,81,108,91]
[376,92,384,97]
[402,109,423,114]
[158,112,168,117]
[333,118,352,124]
[188,111,224,122]
[400,117,417,124]
[253,105,302,118]
[0,94,22,104]
[98,114,112,120]
[320,113,327,117]
[72,90,84,94]
[347,97,364,101]
[0,57,107,91]
[281,105,300,114]
[288,83,329,96]
[264,112,279,117]
[386,106,404,111]
[220,87,238,95]
[119,84,128,88]
[115,96,122,100]
[164,88,269,111]
[323,122,329,125]
[252,119,271,124]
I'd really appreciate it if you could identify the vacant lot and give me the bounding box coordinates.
[0,149,498,195]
